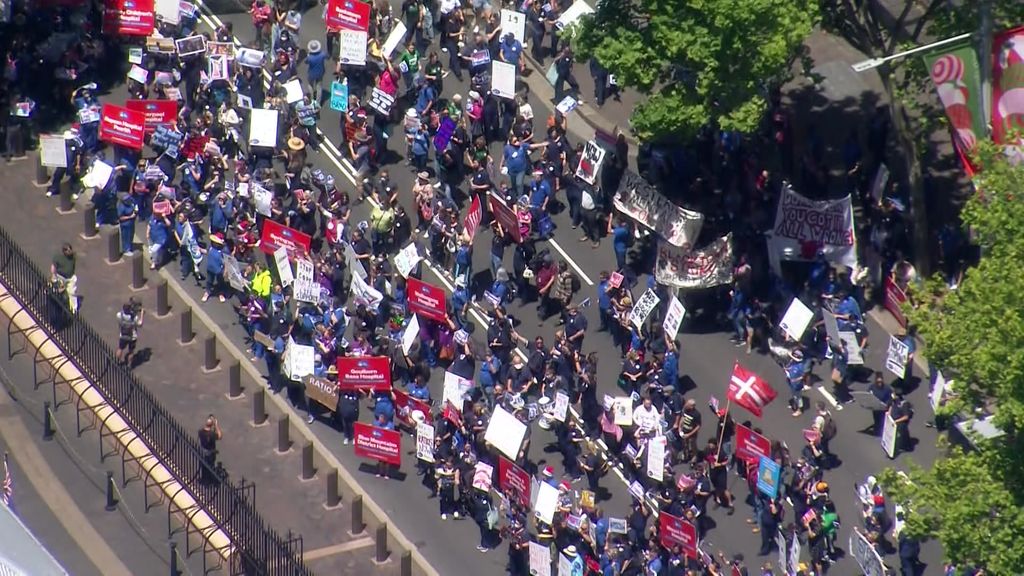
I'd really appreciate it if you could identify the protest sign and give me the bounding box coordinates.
[293,258,317,303]
[236,48,265,68]
[152,125,183,151]
[99,104,145,150]
[368,87,395,116]
[382,21,407,58]
[407,277,448,322]
[40,135,67,168]
[127,64,149,85]
[325,0,370,31]
[351,271,383,308]
[614,171,704,248]
[552,391,569,422]
[501,9,527,43]
[628,480,645,501]
[655,234,734,289]
[248,108,279,147]
[931,371,949,412]
[82,159,114,190]
[658,513,698,559]
[883,275,909,328]
[734,424,771,463]
[612,397,632,426]
[338,29,368,65]
[756,456,781,498]
[208,41,234,59]
[555,96,578,116]
[779,297,814,342]
[273,246,293,287]
[208,54,229,81]
[498,456,531,507]
[433,117,458,153]
[330,81,349,112]
[284,338,314,380]
[629,288,661,330]
[304,376,339,411]
[850,529,886,576]
[174,35,206,57]
[533,481,559,525]
[556,0,594,29]
[336,356,392,392]
[125,99,178,133]
[870,163,890,201]
[803,428,821,444]
[885,335,910,379]
[103,0,156,36]
[354,422,401,466]
[128,47,144,64]
[470,50,491,68]
[260,220,311,260]
[473,462,494,492]
[575,140,605,185]
[282,78,304,104]
[490,60,517,100]
[529,542,552,576]
[442,371,474,409]
[558,553,572,576]
[646,436,666,481]
[839,331,864,365]
[822,309,841,345]
[402,314,420,355]
[770,185,857,270]
[155,0,179,23]
[881,412,897,459]
[416,422,435,462]
[608,517,627,534]
[394,389,432,427]
[488,195,523,243]
[252,183,273,217]
[462,195,484,243]
[485,406,528,460]
[663,296,686,340]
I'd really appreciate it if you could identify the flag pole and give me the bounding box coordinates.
[714,399,731,461]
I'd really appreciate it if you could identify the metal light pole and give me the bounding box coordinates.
[850,33,973,73]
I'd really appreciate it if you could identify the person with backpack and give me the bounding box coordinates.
[115,299,143,366]
[812,401,837,466]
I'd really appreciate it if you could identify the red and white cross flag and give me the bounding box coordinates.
[727,361,777,418]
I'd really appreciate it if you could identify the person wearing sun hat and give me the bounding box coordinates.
[563,544,584,576]
[305,39,327,101]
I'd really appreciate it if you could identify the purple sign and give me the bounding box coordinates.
[433,117,457,152]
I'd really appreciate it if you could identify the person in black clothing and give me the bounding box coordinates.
[198,414,223,483]
[590,58,609,106]
[553,47,580,103]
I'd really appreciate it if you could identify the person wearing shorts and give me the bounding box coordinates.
[116,301,143,366]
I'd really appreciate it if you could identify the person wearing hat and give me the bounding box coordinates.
[563,545,584,576]
[202,233,228,303]
[305,39,327,101]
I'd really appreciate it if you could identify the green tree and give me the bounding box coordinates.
[571,0,818,142]
[880,142,1024,573]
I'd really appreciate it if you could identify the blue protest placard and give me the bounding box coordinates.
[330,81,349,112]
[432,117,456,152]
[756,456,781,499]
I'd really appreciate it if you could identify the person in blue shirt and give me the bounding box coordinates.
[203,234,227,303]
[835,290,862,331]
[373,412,397,479]
[609,218,631,271]
[528,169,551,214]
[410,126,430,171]
[210,193,234,234]
[786,349,810,416]
[408,375,432,402]
[373,392,395,424]
[116,194,138,256]
[729,285,749,344]
[501,135,547,199]
[451,277,470,328]
[146,213,171,269]
[414,77,437,116]
[488,268,510,304]
[454,238,472,284]
[499,33,523,71]
[597,271,613,331]
[479,350,501,408]
[304,40,328,101]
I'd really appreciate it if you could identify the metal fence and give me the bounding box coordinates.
[0,226,312,576]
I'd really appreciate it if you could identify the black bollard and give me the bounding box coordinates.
[203,335,218,372]
[169,541,179,576]
[36,157,48,186]
[81,204,97,239]
[301,441,315,480]
[401,552,412,576]
[227,361,241,399]
[131,253,145,290]
[325,468,340,509]
[156,280,170,317]
[252,388,267,426]
[105,471,117,511]
[375,524,389,563]
[350,495,364,535]
[59,187,74,214]
[43,401,54,441]
[179,308,193,345]
[276,414,290,453]
[107,230,121,264]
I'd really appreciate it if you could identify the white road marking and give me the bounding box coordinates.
[816,384,843,411]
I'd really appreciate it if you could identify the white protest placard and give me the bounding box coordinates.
[128,47,144,64]
[252,183,273,216]
[402,315,420,355]
[629,288,661,330]
[394,242,421,278]
[556,0,594,30]
[646,436,666,481]
[382,21,407,59]
[886,335,910,379]
[338,29,368,66]
[838,331,864,365]
[350,270,383,308]
[870,163,890,201]
[931,371,949,412]
[156,0,180,24]
[40,135,67,168]
[344,242,368,280]
[282,78,304,104]
[881,412,897,459]
[82,159,114,190]
[285,339,315,381]
[558,553,572,576]
[416,422,435,462]
[779,297,814,342]
[529,541,552,576]
[608,518,627,534]
[223,254,248,291]
[574,140,605,185]
[127,64,149,85]
[473,462,494,491]
[501,9,527,44]
[485,406,528,460]
[273,246,294,287]
[849,528,887,576]
[236,48,265,68]
[771,185,857,271]
[443,371,474,407]
[533,481,559,525]
[552,391,569,422]
[293,258,318,303]
[248,108,279,147]
[208,55,229,81]
[612,397,632,426]
[822,309,841,344]
[490,60,517,100]
[555,96,578,116]
[663,296,686,340]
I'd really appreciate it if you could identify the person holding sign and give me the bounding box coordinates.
[436,455,461,519]
[888,394,914,456]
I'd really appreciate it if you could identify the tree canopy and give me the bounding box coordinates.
[572,0,817,142]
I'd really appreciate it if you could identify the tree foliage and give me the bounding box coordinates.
[572,0,817,142]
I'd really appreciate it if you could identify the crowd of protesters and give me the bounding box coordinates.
[8,0,981,572]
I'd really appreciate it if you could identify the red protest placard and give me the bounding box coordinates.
[336,356,392,392]
[443,401,463,427]
[103,0,156,36]
[883,275,908,327]
[463,195,483,243]
[354,422,402,466]
[498,456,531,507]
[259,220,311,260]
[488,195,523,243]
[734,424,771,464]
[407,277,448,323]
[325,0,370,31]
[658,512,698,558]
[99,104,146,150]
[393,389,433,425]
[126,99,178,133]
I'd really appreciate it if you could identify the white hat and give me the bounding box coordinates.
[411,410,426,423]
[307,40,322,54]
[406,108,418,118]
[468,90,481,100]
[564,545,578,558]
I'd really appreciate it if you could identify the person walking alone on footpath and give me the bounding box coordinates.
[115,298,144,366]
[198,414,223,483]
[50,242,79,313]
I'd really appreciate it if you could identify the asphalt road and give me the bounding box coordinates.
[97,3,945,572]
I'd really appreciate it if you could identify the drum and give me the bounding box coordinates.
[537,397,554,430]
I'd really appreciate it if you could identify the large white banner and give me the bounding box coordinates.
[886,335,910,379]
[770,185,857,270]
[350,270,383,308]
[248,108,279,147]
[491,60,517,100]
[614,171,703,248]
[338,29,368,66]
[655,233,734,289]
[485,406,528,460]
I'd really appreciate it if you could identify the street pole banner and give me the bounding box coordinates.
[885,335,910,379]
[663,296,686,340]
[655,233,734,289]
[500,9,527,44]
[923,39,984,159]
[779,297,814,342]
[353,422,402,466]
[574,140,605,185]
[629,288,661,330]
[770,185,857,271]
[416,422,435,462]
[614,171,704,248]
[490,60,517,100]
[881,412,897,459]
